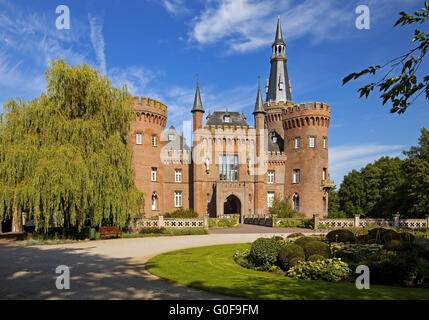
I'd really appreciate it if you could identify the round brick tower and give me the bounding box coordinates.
[282,102,332,217]
[130,97,168,216]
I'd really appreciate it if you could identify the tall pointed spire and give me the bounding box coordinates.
[253,78,265,115]
[274,16,285,45]
[266,16,292,103]
[191,77,204,113]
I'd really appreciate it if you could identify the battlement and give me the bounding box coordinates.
[132,97,167,111]
[283,102,331,115]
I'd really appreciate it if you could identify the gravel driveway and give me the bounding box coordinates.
[0,226,324,300]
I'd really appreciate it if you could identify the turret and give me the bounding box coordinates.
[282,102,332,217]
[191,79,205,132]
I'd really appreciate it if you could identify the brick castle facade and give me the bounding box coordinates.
[129,18,333,220]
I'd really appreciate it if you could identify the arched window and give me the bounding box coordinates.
[152,192,158,211]
[293,193,300,212]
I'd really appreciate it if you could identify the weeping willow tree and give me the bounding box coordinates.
[0,58,144,232]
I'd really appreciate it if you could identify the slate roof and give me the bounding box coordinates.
[205,111,250,127]
[163,126,191,151]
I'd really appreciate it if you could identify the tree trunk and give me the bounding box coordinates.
[12,205,23,233]
[0,219,2,233]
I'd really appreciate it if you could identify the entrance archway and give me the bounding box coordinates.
[224,195,241,217]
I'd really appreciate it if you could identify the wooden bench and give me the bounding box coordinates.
[99,226,122,239]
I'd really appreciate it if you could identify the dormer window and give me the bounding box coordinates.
[279,81,284,90]
[224,115,230,123]
[272,136,277,143]
[168,134,175,141]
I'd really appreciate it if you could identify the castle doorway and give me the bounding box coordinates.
[224,195,241,218]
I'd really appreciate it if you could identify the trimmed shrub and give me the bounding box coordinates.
[384,239,410,251]
[287,233,305,239]
[278,244,305,270]
[289,257,305,267]
[326,229,356,243]
[367,228,400,244]
[304,241,330,258]
[399,232,415,242]
[308,254,325,262]
[294,237,316,248]
[364,252,419,286]
[287,258,352,282]
[164,208,198,218]
[249,237,284,269]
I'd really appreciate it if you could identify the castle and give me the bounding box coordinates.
[129,18,333,220]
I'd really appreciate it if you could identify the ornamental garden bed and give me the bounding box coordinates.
[235,228,429,288]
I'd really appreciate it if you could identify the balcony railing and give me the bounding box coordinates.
[321,179,334,188]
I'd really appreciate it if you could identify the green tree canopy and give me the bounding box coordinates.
[0,59,144,231]
[334,130,429,218]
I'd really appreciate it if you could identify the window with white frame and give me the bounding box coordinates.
[224,115,230,123]
[175,169,182,183]
[152,135,157,147]
[136,133,142,145]
[151,168,157,182]
[309,136,315,148]
[174,191,182,208]
[293,169,300,183]
[323,137,327,149]
[168,134,175,141]
[295,137,301,149]
[268,170,275,184]
[322,168,327,181]
[267,192,275,208]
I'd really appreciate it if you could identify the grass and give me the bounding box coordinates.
[146,243,429,300]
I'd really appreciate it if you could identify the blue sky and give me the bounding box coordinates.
[0,0,428,184]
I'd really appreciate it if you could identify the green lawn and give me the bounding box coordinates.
[146,243,429,300]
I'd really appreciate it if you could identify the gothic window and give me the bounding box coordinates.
[174,191,182,208]
[293,194,300,211]
[152,193,158,211]
[219,154,238,181]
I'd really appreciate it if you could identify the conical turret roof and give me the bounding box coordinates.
[191,79,205,113]
[273,16,285,45]
[253,80,265,115]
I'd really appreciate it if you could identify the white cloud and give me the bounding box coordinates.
[162,0,191,17]
[329,144,405,184]
[88,14,107,75]
[189,0,355,53]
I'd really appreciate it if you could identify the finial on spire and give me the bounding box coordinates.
[191,75,205,113]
